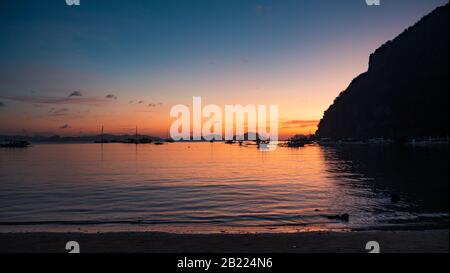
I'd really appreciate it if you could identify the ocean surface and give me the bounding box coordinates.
[0,142,448,233]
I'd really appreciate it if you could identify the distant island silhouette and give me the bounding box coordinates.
[0,134,164,144]
[0,132,266,144]
[316,4,449,141]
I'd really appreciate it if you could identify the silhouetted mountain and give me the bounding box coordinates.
[316,4,449,140]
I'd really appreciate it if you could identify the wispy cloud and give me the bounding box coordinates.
[148,102,163,108]
[281,120,319,129]
[68,91,83,97]
[49,108,70,117]
[240,58,250,63]
[0,95,107,105]
[59,124,70,129]
[0,101,4,107]
[33,104,47,108]
[255,5,272,14]
[105,94,118,100]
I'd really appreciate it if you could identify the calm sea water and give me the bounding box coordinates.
[0,143,448,233]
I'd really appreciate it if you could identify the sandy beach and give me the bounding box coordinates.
[0,230,448,253]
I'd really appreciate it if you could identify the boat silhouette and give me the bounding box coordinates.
[0,140,30,148]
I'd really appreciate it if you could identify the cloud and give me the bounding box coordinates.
[68,91,83,97]
[138,100,144,104]
[0,95,107,105]
[281,120,319,129]
[148,102,163,108]
[255,5,272,14]
[49,108,70,117]
[33,104,47,108]
[106,94,118,100]
[59,124,70,129]
[240,58,249,63]
[0,101,4,107]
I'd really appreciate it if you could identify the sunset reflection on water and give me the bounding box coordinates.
[0,143,448,233]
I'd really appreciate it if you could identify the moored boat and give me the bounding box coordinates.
[0,140,30,148]
[287,135,313,147]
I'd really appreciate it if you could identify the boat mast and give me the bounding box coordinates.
[135,126,138,144]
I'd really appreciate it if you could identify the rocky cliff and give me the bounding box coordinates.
[316,4,449,140]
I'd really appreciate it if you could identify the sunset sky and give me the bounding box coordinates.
[0,0,448,138]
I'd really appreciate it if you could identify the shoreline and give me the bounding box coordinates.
[0,229,448,253]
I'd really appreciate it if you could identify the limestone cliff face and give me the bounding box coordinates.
[316,4,449,140]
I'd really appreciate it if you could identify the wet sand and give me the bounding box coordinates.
[0,230,448,253]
